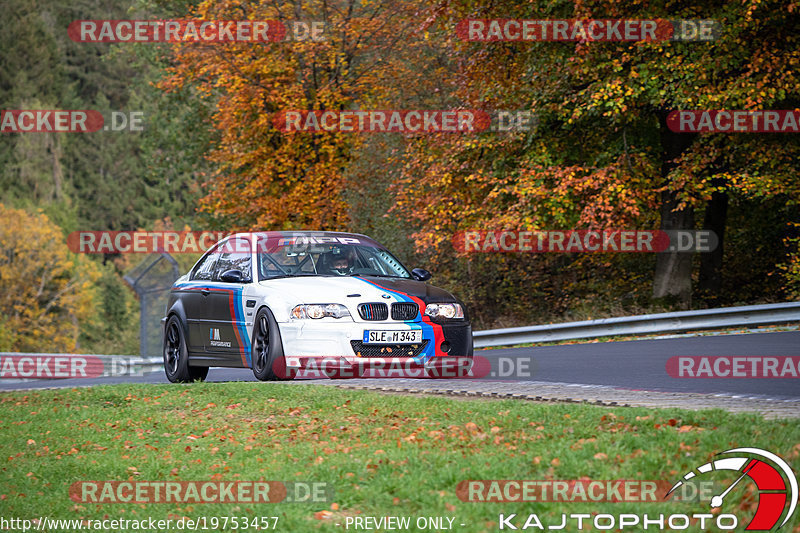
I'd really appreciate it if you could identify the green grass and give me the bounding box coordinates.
[1,384,799,532]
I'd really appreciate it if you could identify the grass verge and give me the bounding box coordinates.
[1,383,799,532]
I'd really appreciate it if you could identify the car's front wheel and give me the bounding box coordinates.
[163,315,209,383]
[252,307,294,381]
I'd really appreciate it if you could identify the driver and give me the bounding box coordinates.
[329,249,355,276]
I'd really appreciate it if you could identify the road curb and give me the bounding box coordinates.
[319,379,800,419]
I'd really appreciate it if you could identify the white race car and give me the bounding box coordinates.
[162,231,473,382]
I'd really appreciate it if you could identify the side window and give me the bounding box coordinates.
[191,249,219,281]
[214,238,253,282]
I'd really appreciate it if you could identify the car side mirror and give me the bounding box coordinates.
[411,268,431,282]
[220,269,244,283]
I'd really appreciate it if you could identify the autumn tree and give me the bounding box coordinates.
[161,0,432,231]
[0,204,101,352]
[394,0,800,308]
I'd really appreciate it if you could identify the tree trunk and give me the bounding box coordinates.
[697,188,728,301]
[652,112,697,308]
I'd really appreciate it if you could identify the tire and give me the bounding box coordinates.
[163,315,208,383]
[252,307,294,381]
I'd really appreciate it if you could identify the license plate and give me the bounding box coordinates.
[364,330,423,344]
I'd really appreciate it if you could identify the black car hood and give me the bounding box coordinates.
[358,276,458,303]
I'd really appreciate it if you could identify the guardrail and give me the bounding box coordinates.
[2,303,798,379]
[0,353,162,383]
[472,302,800,348]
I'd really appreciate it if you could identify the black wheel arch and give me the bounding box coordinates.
[253,304,282,336]
[164,300,189,337]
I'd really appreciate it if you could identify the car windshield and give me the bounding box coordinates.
[257,241,412,280]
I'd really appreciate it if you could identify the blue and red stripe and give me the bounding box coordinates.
[174,282,251,367]
[354,278,445,362]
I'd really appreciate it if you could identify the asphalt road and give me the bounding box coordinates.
[490,331,800,399]
[1,331,798,399]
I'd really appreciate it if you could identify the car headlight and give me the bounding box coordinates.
[291,304,351,319]
[424,303,464,320]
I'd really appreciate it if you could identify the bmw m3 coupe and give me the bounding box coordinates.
[162,231,473,382]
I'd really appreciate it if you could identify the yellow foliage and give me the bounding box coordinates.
[0,204,101,352]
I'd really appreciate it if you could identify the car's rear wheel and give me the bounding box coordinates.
[252,307,294,381]
[163,315,208,383]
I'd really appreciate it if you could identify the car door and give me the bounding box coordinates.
[182,245,221,353]
[206,237,254,366]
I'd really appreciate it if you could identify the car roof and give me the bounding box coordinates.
[224,230,385,249]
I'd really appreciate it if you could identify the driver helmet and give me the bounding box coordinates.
[330,248,355,275]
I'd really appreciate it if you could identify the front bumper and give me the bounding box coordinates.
[283,355,474,379]
[278,319,472,365]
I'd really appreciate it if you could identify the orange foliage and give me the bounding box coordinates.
[161,0,430,230]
